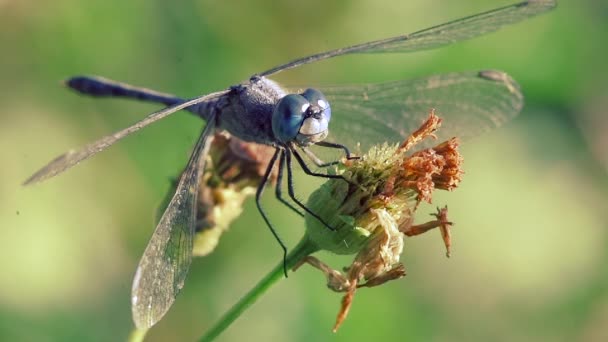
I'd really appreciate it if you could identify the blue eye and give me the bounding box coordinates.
[301,88,331,121]
[272,94,309,143]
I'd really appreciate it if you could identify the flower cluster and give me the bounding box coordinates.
[299,110,463,331]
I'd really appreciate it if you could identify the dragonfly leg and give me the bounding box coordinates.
[315,141,359,161]
[299,147,336,167]
[255,148,289,277]
[275,152,305,217]
[291,148,361,188]
[290,148,344,180]
[284,149,336,232]
[300,142,358,168]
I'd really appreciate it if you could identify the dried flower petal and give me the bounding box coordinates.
[401,206,453,257]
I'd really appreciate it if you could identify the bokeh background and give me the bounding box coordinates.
[2,0,607,341]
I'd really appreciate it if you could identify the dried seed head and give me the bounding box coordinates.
[157,132,277,256]
[194,132,278,256]
[305,110,461,254]
[301,110,462,331]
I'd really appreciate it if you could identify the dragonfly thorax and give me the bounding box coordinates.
[217,77,331,147]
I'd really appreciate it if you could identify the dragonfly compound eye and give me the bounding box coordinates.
[272,94,310,143]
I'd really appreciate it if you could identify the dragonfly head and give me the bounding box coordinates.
[272,88,331,146]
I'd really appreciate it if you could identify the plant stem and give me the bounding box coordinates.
[199,237,318,342]
[127,327,148,342]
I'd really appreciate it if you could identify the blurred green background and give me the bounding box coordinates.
[2,0,607,341]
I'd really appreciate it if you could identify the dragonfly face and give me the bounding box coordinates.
[23,0,557,330]
[271,88,331,146]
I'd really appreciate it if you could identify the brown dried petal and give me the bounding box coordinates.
[399,109,442,151]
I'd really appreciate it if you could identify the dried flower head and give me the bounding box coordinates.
[194,132,279,256]
[297,109,462,331]
[157,132,276,256]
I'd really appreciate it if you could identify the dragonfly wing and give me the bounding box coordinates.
[310,70,523,152]
[131,115,217,329]
[259,0,555,77]
[23,90,227,185]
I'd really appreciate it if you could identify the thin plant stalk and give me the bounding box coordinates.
[199,237,319,342]
[127,327,148,342]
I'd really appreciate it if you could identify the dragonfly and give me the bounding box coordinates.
[24,0,555,330]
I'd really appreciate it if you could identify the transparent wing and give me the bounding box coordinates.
[309,70,523,152]
[259,0,555,77]
[23,90,227,185]
[131,115,216,329]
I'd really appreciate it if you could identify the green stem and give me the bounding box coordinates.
[126,327,148,342]
[199,237,319,342]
